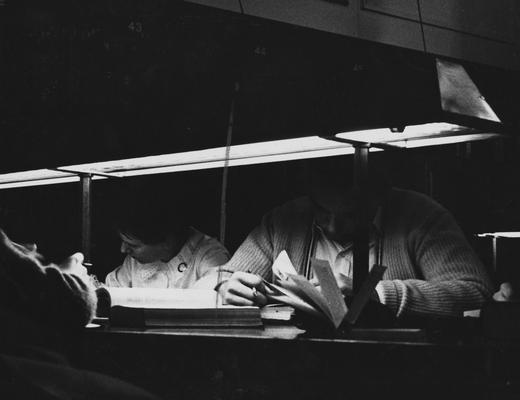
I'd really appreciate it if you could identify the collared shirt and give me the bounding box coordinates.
[224,190,493,317]
[105,227,229,289]
[313,207,385,298]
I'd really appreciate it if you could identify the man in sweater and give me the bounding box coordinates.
[0,227,160,399]
[216,158,493,318]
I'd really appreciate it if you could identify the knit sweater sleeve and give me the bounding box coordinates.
[0,229,97,330]
[224,213,275,280]
[378,206,493,318]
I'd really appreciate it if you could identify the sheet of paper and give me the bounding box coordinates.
[270,251,331,321]
[260,304,295,321]
[269,251,347,327]
[311,259,348,328]
[263,279,324,320]
[272,250,298,281]
[286,273,335,323]
[107,287,221,309]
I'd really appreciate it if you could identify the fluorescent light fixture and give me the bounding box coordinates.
[58,136,360,177]
[335,123,502,148]
[57,124,501,180]
[336,123,470,143]
[0,126,502,187]
[0,169,78,190]
[0,169,106,190]
[477,232,520,238]
[0,176,80,189]
[0,169,76,183]
[391,132,501,148]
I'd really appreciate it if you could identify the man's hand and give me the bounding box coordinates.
[493,282,518,302]
[311,272,380,302]
[10,241,44,261]
[218,271,268,306]
[58,252,89,279]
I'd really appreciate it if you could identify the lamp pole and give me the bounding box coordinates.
[352,144,370,295]
[80,173,92,263]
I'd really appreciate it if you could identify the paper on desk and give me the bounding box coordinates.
[260,304,295,321]
[107,287,222,309]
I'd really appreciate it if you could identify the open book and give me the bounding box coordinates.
[102,287,262,328]
[264,251,386,328]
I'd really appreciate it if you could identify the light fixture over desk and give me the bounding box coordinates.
[0,126,502,190]
[0,169,106,190]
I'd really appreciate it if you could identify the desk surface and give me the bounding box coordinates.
[80,319,519,400]
[87,315,482,347]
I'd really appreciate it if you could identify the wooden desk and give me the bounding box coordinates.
[77,321,519,400]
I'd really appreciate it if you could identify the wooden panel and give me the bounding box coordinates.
[424,25,520,70]
[362,0,418,20]
[185,0,242,13]
[359,5,520,70]
[420,0,519,44]
[363,0,520,46]
[241,0,358,37]
[358,10,423,52]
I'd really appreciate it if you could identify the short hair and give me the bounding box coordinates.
[111,185,189,245]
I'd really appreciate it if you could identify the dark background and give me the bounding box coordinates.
[0,0,519,281]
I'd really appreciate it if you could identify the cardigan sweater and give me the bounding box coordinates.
[0,228,97,355]
[224,188,493,317]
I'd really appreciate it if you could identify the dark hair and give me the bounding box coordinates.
[111,184,190,245]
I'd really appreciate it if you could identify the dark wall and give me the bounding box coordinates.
[4,0,516,172]
[1,0,520,279]
[2,139,520,281]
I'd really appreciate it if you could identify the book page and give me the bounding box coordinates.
[272,250,298,280]
[263,279,324,319]
[285,273,335,323]
[269,251,345,326]
[311,259,348,328]
[107,287,223,309]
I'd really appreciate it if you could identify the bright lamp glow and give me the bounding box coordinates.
[0,169,76,183]
[335,123,502,148]
[477,232,520,238]
[335,123,476,144]
[0,123,503,188]
[0,176,80,189]
[58,136,358,177]
[0,169,106,190]
[392,132,501,148]
[0,169,78,190]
